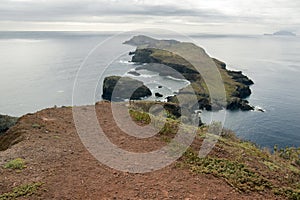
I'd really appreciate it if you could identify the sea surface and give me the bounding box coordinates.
[0,31,299,149]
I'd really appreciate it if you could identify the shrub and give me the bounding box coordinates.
[0,182,42,200]
[4,158,26,170]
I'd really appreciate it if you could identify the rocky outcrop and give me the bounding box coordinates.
[128,71,141,76]
[0,114,18,134]
[227,70,254,86]
[226,98,253,111]
[125,35,254,111]
[102,76,152,101]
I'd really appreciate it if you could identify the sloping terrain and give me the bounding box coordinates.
[0,102,299,199]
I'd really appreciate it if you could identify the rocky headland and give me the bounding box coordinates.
[124,35,254,111]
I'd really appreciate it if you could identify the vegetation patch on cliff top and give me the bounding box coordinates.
[3,158,26,170]
[0,183,42,200]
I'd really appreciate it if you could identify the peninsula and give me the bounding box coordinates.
[105,35,254,111]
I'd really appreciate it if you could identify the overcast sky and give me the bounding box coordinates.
[0,0,299,34]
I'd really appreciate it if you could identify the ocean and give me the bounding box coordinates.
[0,31,299,149]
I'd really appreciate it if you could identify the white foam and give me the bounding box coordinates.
[119,60,134,65]
[165,76,190,84]
[255,106,266,112]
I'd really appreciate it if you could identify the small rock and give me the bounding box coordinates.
[155,93,163,98]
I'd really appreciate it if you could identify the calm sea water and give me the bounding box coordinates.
[0,31,299,149]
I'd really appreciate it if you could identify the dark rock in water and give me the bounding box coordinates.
[155,93,163,98]
[129,51,135,55]
[128,71,141,76]
[226,98,254,111]
[0,114,18,134]
[102,76,152,101]
[198,98,212,111]
[255,107,265,112]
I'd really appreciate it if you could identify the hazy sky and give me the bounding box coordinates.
[0,0,299,34]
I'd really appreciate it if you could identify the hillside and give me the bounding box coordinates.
[0,102,299,199]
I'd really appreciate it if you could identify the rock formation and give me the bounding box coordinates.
[102,76,152,101]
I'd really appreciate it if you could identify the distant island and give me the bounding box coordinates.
[264,30,296,36]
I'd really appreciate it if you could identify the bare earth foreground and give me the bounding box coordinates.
[0,102,294,199]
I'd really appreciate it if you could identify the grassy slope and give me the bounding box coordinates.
[128,105,300,200]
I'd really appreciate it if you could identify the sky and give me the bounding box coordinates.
[0,0,299,34]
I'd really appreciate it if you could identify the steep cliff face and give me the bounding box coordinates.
[125,35,254,111]
[102,76,152,101]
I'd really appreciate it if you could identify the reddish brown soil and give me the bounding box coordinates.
[0,102,283,199]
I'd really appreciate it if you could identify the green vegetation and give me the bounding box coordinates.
[0,183,42,200]
[273,188,300,200]
[129,108,180,135]
[3,158,26,170]
[129,109,151,125]
[32,123,42,128]
[274,146,300,167]
[183,149,271,192]
[181,139,300,199]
